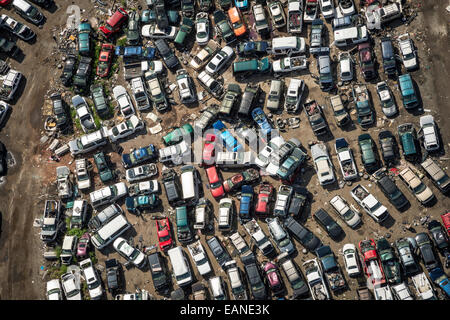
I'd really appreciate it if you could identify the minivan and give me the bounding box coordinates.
[167,246,193,287]
[12,0,44,25]
[333,25,369,47]
[91,214,131,250]
[60,235,78,265]
[380,37,396,76]
[89,182,128,208]
[266,79,284,112]
[398,74,419,109]
[180,165,198,204]
[270,36,306,56]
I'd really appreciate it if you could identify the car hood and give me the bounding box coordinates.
[197,261,212,275]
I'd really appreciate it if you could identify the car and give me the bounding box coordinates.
[0,68,22,102]
[311,143,335,186]
[205,45,235,76]
[421,158,450,194]
[359,239,386,287]
[125,194,160,214]
[399,166,434,205]
[376,81,398,117]
[106,115,144,143]
[154,39,179,70]
[274,185,293,218]
[195,12,209,46]
[130,77,151,111]
[128,180,159,197]
[125,163,158,183]
[159,140,191,165]
[288,187,308,217]
[61,272,81,300]
[90,84,110,118]
[234,0,248,10]
[75,158,91,191]
[395,238,421,277]
[358,42,376,81]
[205,166,225,198]
[0,14,35,41]
[223,168,260,193]
[163,124,193,147]
[415,233,439,270]
[329,195,361,229]
[202,134,216,165]
[190,40,220,70]
[113,85,135,118]
[48,93,67,131]
[46,279,63,300]
[255,145,275,169]
[71,95,96,133]
[255,183,273,217]
[237,41,270,58]
[228,7,247,37]
[378,130,397,166]
[397,33,418,71]
[144,73,169,112]
[277,253,309,299]
[242,253,266,300]
[268,1,286,29]
[121,144,157,169]
[284,79,306,114]
[79,258,103,300]
[141,24,177,39]
[338,0,355,16]
[212,120,242,152]
[60,54,77,87]
[419,115,440,152]
[92,152,113,184]
[237,83,260,117]
[224,260,247,300]
[206,236,231,270]
[262,261,284,295]
[198,71,225,99]
[317,54,334,92]
[213,10,236,44]
[372,169,409,211]
[380,37,397,76]
[251,107,272,136]
[252,4,270,34]
[76,232,90,258]
[148,252,170,293]
[105,259,122,293]
[126,11,140,45]
[113,237,147,269]
[342,243,361,277]
[427,220,449,254]
[319,0,335,19]
[187,240,212,276]
[77,22,91,56]
[284,216,322,252]
[69,200,87,230]
[266,217,295,255]
[162,169,182,205]
[358,133,379,173]
[429,267,450,298]
[155,217,172,251]
[338,52,354,82]
[314,208,344,240]
[99,7,128,38]
[376,238,402,285]
[12,0,44,25]
[238,185,253,222]
[175,69,196,104]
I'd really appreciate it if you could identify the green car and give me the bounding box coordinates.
[174,17,194,47]
[397,123,418,161]
[219,84,241,116]
[90,84,110,119]
[358,133,379,173]
[77,22,91,56]
[126,11,140,45]
[94,152,114,183]
[163,124,194,146]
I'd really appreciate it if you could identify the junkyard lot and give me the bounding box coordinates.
[0,0,449,300]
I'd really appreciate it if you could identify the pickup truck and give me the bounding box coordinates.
[303,259,330,300]
[328,94,350,127]
[335,138,357,181]
[229,232,251,257]
[412,272,437,300]
[429,267,450,298]
[243,219,275,257]
[304,100,328,136]
[359,239,386,287]
[40,200,62,243]
[123,61,150,81]
[316,245,346,292]
[352,84,374,128]
[351,184,389,223]
[130,77,151,111]
[175,206,193,244]
[376,238,401,285]
[272,56,308,73]
[274,185,293,218]
[288,0,303,33]
[56,166,73,200]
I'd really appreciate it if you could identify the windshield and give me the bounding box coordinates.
[159,235,171,243]
[342,209,355,221]
[413,182,426,194]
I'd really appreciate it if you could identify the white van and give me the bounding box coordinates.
[89,182,128,208]
[271,36,306,56]
[180,165,198,203]
[167,246,193,287]
[333,25,369,47]
[91,214,131,250]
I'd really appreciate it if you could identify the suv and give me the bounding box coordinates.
[154,39,179,70]
[12,0,44,25]
[162,169,182,205]
[378,130,397,166]
[90,84,110,118]
[94,152,114,183]
[317,54,334,92]
[415,233,439,271]
[238,83,259,117]
[358,42,376,81]
[395,238,420,277]
[373,169,409,210]
[358,133,379,173]
[206,236,231,270]
[313,208,344,240]
[421,158,450,194]
[105,259,122,293]
[284,216,322,252]
[380,37,396,76]
[399,166,434,205]
[99,7,128,38]
[73,56,92,93]
[176,69,196,104]
[242,253,266,300]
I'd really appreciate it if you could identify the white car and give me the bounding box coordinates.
[75,158,91,191]
[72,95,96,133]
[338,52,353,82]
[376,81,397,117]
[195,12,209,46]
[265,157,281,176]
[46,279,63,300]
[187,240,212,276]
[342,244,361,277]
[106,115,144,142]
[113,85,135,118]
[419,115,440,152]
[284,78,305,113]
[338,0,355,16]
[61,272,81,300]
[113,237,147,269]
[176,69,197,104]
[311,143,335,186]
[79,258,103,300]
[141,24,177,39]
[0,69,22,102]
[205,45,234,75]
[319,0,335,19]
[397,33,417,71]
[255,145,274,169]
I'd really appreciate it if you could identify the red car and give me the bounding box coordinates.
[255,183,273,217]
[358,239,386,287]
[223,173,244,193]
[0,0,12,6]
[441,212,450,236]
[205,165,225,199]
[99,8,128,38]
[96,43,114,77]
[156,218,173,251]
[76,232,90,258]
[202,134,216,165]
[358,42,376,81]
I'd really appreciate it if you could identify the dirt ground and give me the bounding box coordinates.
[0,0,449,300]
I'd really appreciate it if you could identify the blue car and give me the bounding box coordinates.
[126,194,160,214]
[429,267,450,298]
[212,120,243,152]
[115,46,156,61]
[239,185,253,222]
[122,144,157,169]
[251,107,272,136]
[234,0,248,10]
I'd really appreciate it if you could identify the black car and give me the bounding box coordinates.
[73,56,92,93]
[155,0,169,29]
[278,255,310,299]
[155,39,179,70]
[378,130,397,166]
[105,259,122,293]
[415,232,439,271]
[394,238,421,277]
[241,253,266,300]
[50,92,68,130]
[60,54,77,87]
[284,216,322,252]
[288,187,309,217]
[0,141,6,176]
[313,209,344,240]
[238,83,259,117]
[206,236,231,270]
[148,252,170,294]
[373,169,409,210]
[380,37,397,76]
[0,36,19,57]
[162,168,182,206]
[427,220,449,254]
[29,0,52,8]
